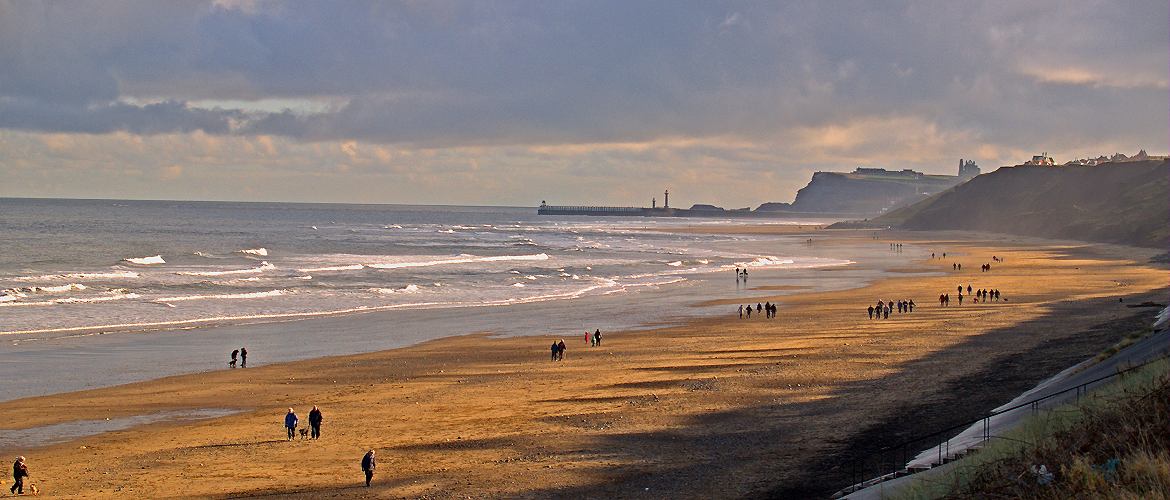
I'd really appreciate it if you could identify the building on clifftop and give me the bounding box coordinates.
[1025,153,1055,165]
[958,158,980,178]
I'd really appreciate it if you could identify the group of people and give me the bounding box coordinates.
[735,268,750,282]
[867,298,914,319]
[585,329,603,347]
[939,285,1003,306]
[738,302,777,319]
[283,405,324,441]
[550,339,567,361]
[228,347,249,368]
[279,407,376,487]
[889,243,904,252]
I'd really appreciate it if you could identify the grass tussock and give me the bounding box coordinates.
[1093,328,1153,363]
[900,360,1170,499]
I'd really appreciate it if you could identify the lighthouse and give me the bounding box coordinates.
[664,189,669,209]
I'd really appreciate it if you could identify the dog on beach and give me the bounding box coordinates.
[299,428,309,440]
[29,483,39,495]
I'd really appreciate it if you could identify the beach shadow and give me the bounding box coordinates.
[508,290,1166,498]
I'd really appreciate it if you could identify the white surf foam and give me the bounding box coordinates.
[6,284,88,294]
[239,248,268,257]
[366,253,550,270]
[371,284,422,294]
[154,289,286,303]
[177,261,275,276]
[295,264,364,273]
[0,292,141,308]
[124,255,165,265]
[13,270,141,281]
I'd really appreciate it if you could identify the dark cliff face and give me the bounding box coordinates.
[758,171,961,216]
[874,160,1169,249]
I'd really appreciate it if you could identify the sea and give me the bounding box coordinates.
[0,198,921,401]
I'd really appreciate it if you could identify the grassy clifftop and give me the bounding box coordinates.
[844,160,1169,249]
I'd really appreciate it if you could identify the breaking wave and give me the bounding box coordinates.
[123,255,165,265]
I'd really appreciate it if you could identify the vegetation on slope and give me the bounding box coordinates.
[898,359,1170,499]
[834,160,1169,249]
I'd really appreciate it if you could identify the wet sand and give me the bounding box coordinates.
[0,230,1165,498]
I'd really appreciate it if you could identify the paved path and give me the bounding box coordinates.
[845,307,1169,499]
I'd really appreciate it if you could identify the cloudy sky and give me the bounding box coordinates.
[1,1,1166,207]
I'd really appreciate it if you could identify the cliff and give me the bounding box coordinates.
[756,169,963,216]
[838,160,1169,249]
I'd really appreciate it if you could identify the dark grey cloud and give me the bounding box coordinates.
[0,0,1165,148]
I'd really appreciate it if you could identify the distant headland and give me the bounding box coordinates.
[538,158,981,218]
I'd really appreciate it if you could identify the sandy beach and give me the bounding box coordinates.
[0,229,1166,498]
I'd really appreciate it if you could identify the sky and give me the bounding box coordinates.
[1,1,1167,208]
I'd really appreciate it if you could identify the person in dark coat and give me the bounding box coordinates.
[361,450,376,487]
[284,408,298,441]
[308,405,323,439]
[11,456,29,495]
[229,349,239,368]
[240,347,248,367]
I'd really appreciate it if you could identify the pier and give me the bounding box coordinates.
[536,204,653,216]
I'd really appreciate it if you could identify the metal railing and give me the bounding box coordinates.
[836,353,1169,497]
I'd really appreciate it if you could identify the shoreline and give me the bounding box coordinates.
[0,230,1165,497]
[0,227,897,403]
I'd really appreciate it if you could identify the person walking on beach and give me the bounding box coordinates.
[308,405,323,440]
[10,456,28,495]
[867,305,874,319]
[746,305,751,318]
[594,329,602,346]
[883,306,889,319]
[229,349,239,368]
[240,347,248,367]
[361,450,376,487]
[586,331,592,346]
[908,299,915,312]
[557,339,566,361]
[739,304,744,319]
[967,284,972,295]
[284,408,298,441]
[550,341,558,361]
